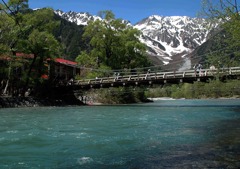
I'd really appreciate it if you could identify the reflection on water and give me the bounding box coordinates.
[0,99,240,168]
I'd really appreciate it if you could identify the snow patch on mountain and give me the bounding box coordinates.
[55,10,101,25]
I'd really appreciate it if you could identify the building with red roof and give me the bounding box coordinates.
[1,52,80,82]
[54,58,78,66]
[48,58,80,82]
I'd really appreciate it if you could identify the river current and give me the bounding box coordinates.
[0,99,240,169]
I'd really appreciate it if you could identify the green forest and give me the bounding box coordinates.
[0,0,151,97]
[0,0,240,103]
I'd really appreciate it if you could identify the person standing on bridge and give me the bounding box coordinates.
[193,63,202,76]
[148,69,151,74]
[193,64,197,76]
[113,72,120,81]
[197,63,203,76]
[145,69,151,79]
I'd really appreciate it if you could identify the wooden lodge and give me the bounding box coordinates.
[48,58,80,83]
[0,53,81,83]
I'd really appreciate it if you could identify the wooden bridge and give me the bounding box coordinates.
[71,67,240,90]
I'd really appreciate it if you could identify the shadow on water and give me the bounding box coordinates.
[122,106,240,169]
[70,101,240,169]
[73,114,240,169]
[129,118,240,169]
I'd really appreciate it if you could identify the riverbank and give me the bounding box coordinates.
[1,95,239,108]
[0,96,85,108]
[147,96,240,101]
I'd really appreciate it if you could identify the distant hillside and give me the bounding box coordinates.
[53,10,222,69]
[186,29,227,67]
[53,14,86,61]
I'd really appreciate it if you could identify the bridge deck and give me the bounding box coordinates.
[72,67,240,89]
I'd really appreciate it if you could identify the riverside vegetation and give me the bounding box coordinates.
[145,80,240,99]
[83,87,150,104]
[82,79,240,104]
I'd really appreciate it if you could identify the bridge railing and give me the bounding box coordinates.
[74,67,240,86]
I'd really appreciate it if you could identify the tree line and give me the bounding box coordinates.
[0,0,240,99]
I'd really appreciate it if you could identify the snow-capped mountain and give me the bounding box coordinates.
[55,10,219,69]
[134,15,219,65]
[55,10,101,25]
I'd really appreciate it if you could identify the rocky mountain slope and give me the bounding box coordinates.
[134,15,218,64]
[54,10,220,70]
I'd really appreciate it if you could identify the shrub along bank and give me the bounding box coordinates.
[82,80,239,104]
[145,80,240,99]
[83,87,151,104]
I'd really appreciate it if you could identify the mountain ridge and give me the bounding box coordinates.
[54,10,220,70]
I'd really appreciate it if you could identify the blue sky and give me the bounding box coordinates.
[29,0,203,24]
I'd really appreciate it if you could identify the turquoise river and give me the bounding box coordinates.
[0,99,240,169]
